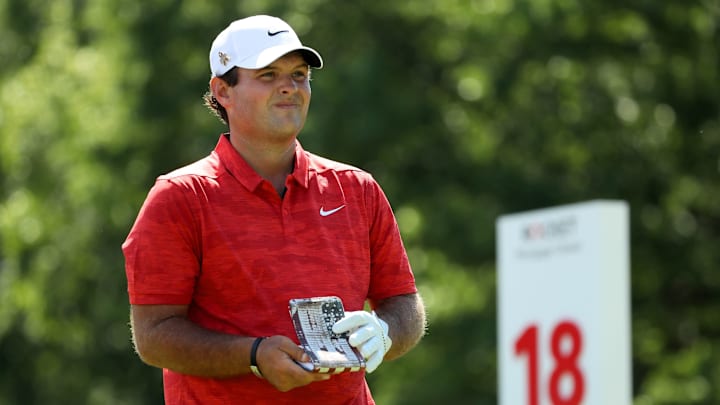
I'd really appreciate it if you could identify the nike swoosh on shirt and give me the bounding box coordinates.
[319,205,346,217]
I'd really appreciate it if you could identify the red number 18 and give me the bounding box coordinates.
[514,320,585,405]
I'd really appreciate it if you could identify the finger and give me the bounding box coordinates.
[365,351,382,373]
[289,347,311,363]
[348,325,375,347]
[357,335,382,359]
[332,311,371,334]
[276,338,311,363]
[313,373,332,381]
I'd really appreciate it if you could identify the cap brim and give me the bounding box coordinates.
[237,44,323,69]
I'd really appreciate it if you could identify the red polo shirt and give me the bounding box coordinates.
[122,134,417,404]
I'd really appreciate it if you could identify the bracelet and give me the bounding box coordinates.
[250,337,266,379]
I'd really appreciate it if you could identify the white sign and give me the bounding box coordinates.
[497,200,631,405]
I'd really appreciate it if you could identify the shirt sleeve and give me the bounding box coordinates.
[122,178,202,305]
[365,177,418,302]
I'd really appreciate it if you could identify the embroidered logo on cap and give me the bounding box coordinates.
[218,51,230,66]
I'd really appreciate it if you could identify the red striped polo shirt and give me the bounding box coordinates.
[122,134,417,404]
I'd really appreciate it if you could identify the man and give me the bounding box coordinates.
[122,15,426,404]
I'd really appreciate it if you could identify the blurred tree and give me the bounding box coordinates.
[0,0,718,404]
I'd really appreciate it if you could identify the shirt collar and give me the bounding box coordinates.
[213,134,310,192]
[292,140,310,189]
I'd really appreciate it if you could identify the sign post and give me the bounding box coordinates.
[497,200,631,405]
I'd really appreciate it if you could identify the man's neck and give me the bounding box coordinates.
[228,132,296,196]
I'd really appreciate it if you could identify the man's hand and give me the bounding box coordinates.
[255,335,331,392]
[332,311,392,373]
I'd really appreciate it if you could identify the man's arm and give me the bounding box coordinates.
[130,304,329,391]
[372,292,427,360]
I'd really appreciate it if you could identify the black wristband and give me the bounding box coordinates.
[250,337,266,378]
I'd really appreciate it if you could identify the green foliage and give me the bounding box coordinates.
[0,0,718,403]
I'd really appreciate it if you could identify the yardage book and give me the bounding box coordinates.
[288,296,366,373]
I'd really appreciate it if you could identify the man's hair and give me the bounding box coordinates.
[203,67,239,125]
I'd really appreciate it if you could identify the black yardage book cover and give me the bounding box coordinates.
[288,296,366,373]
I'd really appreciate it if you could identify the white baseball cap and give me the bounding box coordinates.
[209,15,323,77]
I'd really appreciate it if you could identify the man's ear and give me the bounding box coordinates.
[209,77,231,108]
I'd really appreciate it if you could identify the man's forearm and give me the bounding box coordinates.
[373,293,427,360]
[131,308,254,378]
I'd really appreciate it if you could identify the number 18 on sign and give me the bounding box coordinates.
[497,201,631,405]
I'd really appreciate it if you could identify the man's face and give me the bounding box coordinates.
[224,52,311,143]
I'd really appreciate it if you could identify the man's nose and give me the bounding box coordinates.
[279,75,298,94]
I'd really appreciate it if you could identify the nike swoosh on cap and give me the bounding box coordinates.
[268,30,289,36]
[319,205,346,217]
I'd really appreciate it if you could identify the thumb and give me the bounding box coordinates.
[276,338,311,363]
[332,311,371,334]
[288,345,311,363]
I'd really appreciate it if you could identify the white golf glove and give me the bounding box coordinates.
[332,310,392,373]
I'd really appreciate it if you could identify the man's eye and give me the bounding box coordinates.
[261,71,275,78]
[293,71,307,80]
